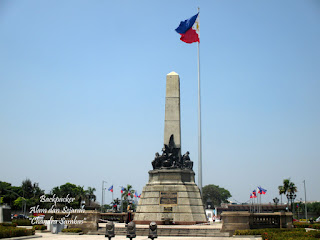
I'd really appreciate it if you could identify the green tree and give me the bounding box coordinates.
[101,204,112,212]
[0,181,12,196]
[121,185,135,202]
[85,187,96,206]
[32,182,44,198]
[278,186,285,204]
[279,179,297,211]
[202,184,232,207]
[121,185,135,212]
[111,198,121,212]
[0,180,44,211]
[51,183,85,208]
[112,198,121,205]
[288,182,297,194]
[307,202,320,216]
[283,179,290,193]
[21,179,33,199]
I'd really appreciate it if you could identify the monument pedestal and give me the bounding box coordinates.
[134,169,207,225]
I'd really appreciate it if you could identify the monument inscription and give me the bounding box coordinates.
[163,207,173,212]
[160,192,177,205]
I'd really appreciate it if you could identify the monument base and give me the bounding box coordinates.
[134,169,207,225]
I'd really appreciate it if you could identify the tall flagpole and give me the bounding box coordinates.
[303,180,307,220]
[197,7,202,193]
[101,181,104,212]
[112,185,114,203]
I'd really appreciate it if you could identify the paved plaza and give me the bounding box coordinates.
[25,223,262,240]
[34,232,262,240]
[99,222,223,229]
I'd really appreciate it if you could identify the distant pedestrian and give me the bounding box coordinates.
[126,202,133,224]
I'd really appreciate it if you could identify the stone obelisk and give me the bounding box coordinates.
[164,72,181,151]
[134,72,207,225]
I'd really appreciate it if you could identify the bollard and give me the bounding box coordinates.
[105,221,115,240]
[148,222,157,239]
[126,221,136,239]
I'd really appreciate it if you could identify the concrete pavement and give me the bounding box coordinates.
[35,232,262,240]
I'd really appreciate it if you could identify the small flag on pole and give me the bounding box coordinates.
[138,194,141,198]
[108,185,113,193]
[175,13,200,44]
[257,186,267,194]
[252,190,257,198]
[121,187,124,194]
[134,191,138,198]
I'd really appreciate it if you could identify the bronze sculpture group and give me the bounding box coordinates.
[152,135,193,170]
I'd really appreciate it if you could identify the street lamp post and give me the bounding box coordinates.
[286,192,296,215]
[101,181,108,213]
[273,197,279,210]
[303,180,307,220]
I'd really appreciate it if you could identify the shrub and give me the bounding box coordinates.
[294,222,320,230]
[0,226,34,239]
[0,223,17,227]
[61,228,82,233]
[234,228,305,235]
[12,219,32,226]
[33,225,47,230]
[261,230,320,240]
[235,229,266,235]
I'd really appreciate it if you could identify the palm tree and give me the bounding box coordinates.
[121,184,135,202]
[278,179,290,205]
[288,182,297,211]
[283,179,290,194]
[121,184,135,212]
[77,186,86,208]
[288,182,297,194]
[278,186,285,204]
[85,187,96,206]
[279,179,297,211]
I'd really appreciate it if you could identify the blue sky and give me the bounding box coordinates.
[1,0,319,205]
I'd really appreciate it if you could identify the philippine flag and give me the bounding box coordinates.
[250,194,253,199]
[257,186,267,194]
[108,185,113,193]
[175,13,200,44]
[121,187,124,194]
[252,190,257,198]
[134,191,138,198]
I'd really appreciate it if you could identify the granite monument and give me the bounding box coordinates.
[134,72,207,225]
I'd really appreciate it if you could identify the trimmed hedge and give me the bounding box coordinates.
[33,225,47,230]
[294,222,320,230]
[235,228,320,240]
[0,223,17,227]
[0,226,35,239]
[61,228,82,233]
[261,230,320,240]
[12,219,32,226]
[234,228,305,235]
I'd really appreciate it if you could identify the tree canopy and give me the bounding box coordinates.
[0,179,44,210]
[202,184,231,207]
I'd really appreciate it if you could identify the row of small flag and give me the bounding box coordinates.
[107,185,141,198]
[250,186,267,198]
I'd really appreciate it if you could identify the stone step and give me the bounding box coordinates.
[97,227,230,237]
